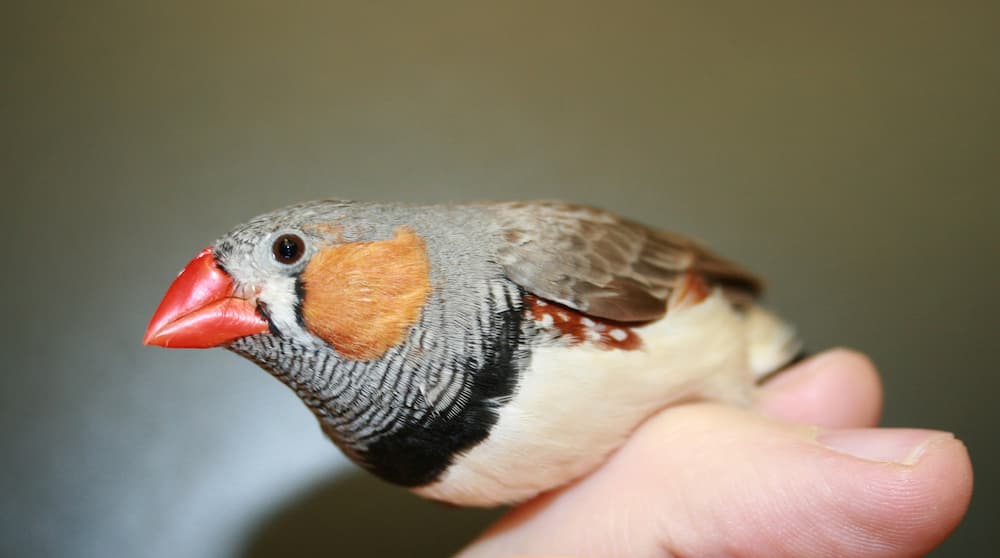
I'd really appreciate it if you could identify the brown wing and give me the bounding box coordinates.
[493,201,762,322]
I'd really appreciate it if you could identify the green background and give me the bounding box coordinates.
[4,2,997,556]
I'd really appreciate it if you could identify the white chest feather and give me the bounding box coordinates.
[414,292,796,506]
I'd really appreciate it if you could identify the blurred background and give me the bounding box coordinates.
[4,1,997,556]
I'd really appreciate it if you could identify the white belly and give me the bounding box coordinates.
[413,292,794,506]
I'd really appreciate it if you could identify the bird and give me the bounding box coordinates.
[144,200,801,507]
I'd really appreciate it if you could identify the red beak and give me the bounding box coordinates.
[143,247,270,348]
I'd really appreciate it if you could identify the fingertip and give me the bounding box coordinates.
[757,348,883,428]
[892,435,974,554]
[807,431,974,557]
[765,348,877,389]
[822,348,880,380]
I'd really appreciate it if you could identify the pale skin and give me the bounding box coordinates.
[458,349,974,557]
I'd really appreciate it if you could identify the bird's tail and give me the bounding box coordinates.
[744,305,804,380]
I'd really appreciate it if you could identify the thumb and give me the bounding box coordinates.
[461,404,972,558]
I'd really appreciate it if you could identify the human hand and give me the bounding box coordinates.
[459,349,973,557]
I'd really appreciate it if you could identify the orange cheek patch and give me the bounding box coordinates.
[300,228,432,361]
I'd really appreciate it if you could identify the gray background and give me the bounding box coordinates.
[4,1,997,557]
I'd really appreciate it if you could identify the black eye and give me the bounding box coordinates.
[272,234,305,264]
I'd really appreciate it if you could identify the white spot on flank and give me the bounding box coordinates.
[609,328,628,342]
[557,312,570,321]
[539,314,554,327]
[535,300,547,306]
[581,317,595,327]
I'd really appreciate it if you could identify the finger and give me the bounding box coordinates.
[461,404,972,558]
[756,348,883,428]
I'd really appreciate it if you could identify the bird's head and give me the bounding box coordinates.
[143,201,433,363]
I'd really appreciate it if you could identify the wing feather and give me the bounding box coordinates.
[493,201,762,322]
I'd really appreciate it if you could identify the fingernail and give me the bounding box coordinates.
[818,428,954,465]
